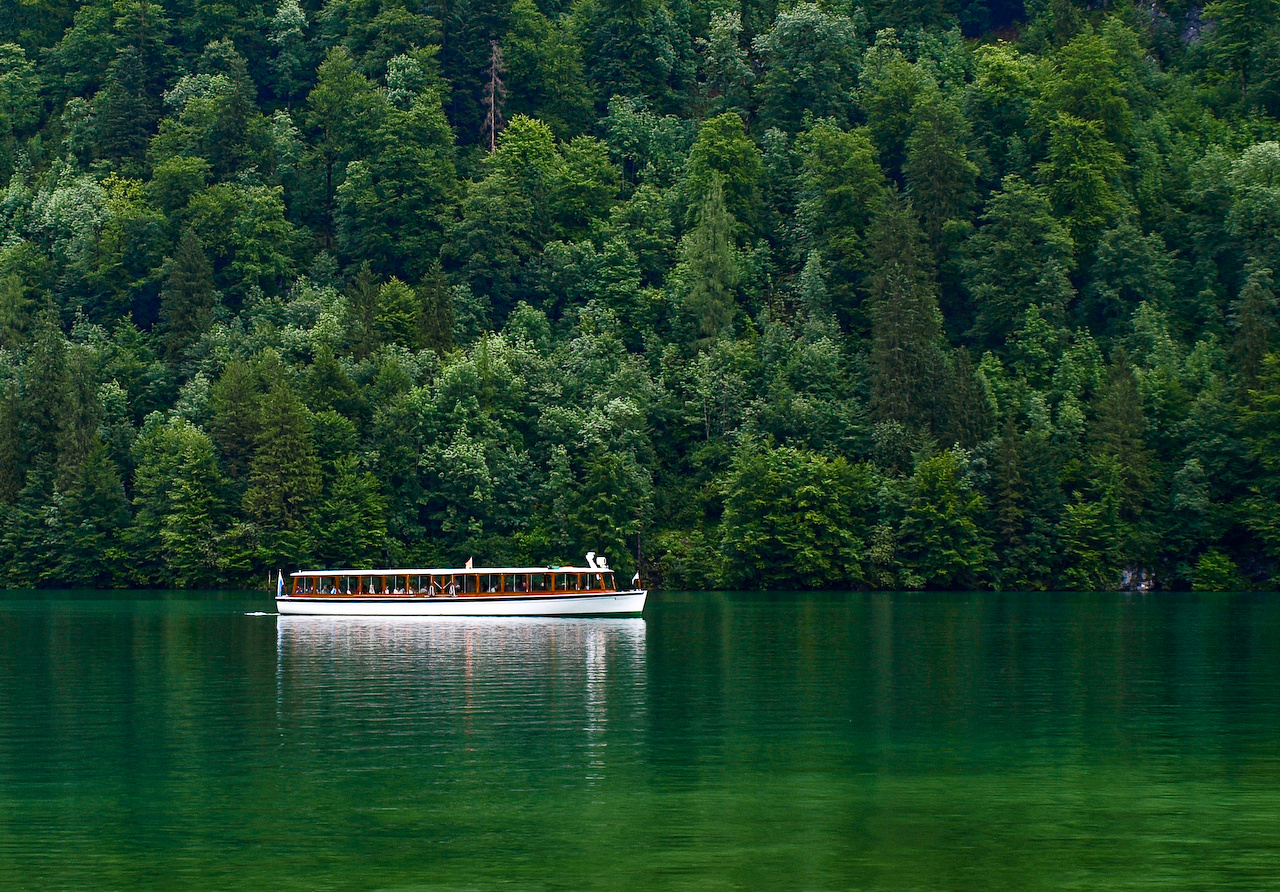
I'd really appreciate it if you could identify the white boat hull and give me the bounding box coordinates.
[276,590,647,617]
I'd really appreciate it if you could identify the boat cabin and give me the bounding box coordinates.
[290,567,619,598]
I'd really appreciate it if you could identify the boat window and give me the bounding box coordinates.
[463,575,478,594]
[504,574,528,593]
[589,573,606,591]
[318,576,335,594]
[479,574,501,593]
[555,573,580,591]
[604,573,615,590]
[530,573,550,592]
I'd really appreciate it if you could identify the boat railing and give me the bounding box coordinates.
[290,570,619,598]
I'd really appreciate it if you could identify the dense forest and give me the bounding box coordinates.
[1,0,1279,590]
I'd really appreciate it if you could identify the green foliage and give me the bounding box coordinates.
[719,444,876,589]
[672,174,743,345]
[898,449,992,589]
[863,191,947,428]
[753,3,864,132]
[0,0,1277,592]
[1037,113,1126,252]
[242,378,321,568]
[962,175,1075,346]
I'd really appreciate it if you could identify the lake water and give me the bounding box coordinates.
[1,591,1278,890]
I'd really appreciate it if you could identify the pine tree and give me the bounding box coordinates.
[209,359,261,479]
[92,47,159,170]
[904,100,979,248]
[20,308,71,468]
[161,435,226,588]
[243,380,321,570]
[269,0,309,106]
[159,229,216,360]
[418,262,456,356]
[375,277,420,349]
[1230,260,1277,391]
[1089,351,1157,572]
[863,192,947,428]
[0,385,21,504]
[313,455,387,567]
[674,174,742,345]
[56,441,131,588]
[346,261,381,360]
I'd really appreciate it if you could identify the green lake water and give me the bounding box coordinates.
[1,591,1278,890]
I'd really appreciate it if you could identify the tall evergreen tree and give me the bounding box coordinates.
[863,192,947,428]
[243,380,322,570]
[672,174,743,345]
[158,229,216,360]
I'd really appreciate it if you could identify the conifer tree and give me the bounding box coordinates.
[92,47,158,170]
[161,435,226,588]
[313,455,387,567]
[347,261,382,360]
[1230,261,1277,391]
[243,380,321,569]
[961,175,1075,347]
[673,174,742,345]
[863,192,947,428]
[269,0,309,106]
[159,229,216,360]
[1088,352,1157,571]
[209,359,261,479]
[904,100,979,248]
[20,309,71,469]
[418,262,456,356]
[56,441,131,587]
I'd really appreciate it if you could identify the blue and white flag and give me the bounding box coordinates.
[276,571,283,598]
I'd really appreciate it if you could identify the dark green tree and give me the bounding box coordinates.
[961,175,1075,347]
[158,229,217,360]
[672,174,743,345]
[863,192,947,428]
[752,3,864,132]
[243,379,322,570]
[719,444,877,589]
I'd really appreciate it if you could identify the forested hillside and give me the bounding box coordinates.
[1,0,1279,590]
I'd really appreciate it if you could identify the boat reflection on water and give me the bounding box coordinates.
[275,614,646,666]
[273,616,648,776]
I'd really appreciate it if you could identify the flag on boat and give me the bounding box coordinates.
[276,571,283,598]
[632,571,640,585]
[465,557,473,569]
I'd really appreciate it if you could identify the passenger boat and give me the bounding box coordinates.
[276,553,646,617]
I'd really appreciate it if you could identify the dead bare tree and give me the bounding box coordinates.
[482,39,506,153]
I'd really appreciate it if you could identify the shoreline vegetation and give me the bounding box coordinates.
[2,0,1279,591]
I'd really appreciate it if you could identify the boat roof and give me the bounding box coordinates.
[291,566,612,576]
